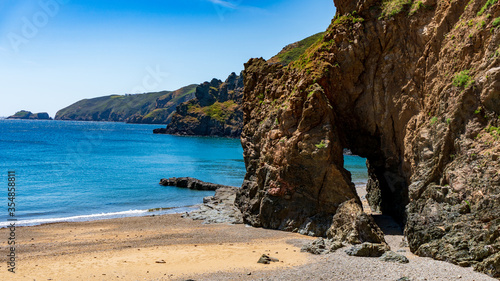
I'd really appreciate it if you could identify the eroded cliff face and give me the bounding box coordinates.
[156,72,244,138]
[236,0,500,276]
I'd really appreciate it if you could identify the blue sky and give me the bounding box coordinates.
[0,0,335,117]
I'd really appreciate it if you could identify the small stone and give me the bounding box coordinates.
[155,260,166,264]
[379,251,409,264]
[301,238,343,255]
[247,272,252,275]
[258,255,270,264]
[257,254,279,264]
[345,242,389,257]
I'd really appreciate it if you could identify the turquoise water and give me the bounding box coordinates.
[0,119,367,227]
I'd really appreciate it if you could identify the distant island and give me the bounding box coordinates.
[7,110,52,120]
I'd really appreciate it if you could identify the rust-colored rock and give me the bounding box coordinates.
[236,0,500,277]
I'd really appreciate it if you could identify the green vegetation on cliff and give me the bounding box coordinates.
[55,84,197,124]
[204,100,238,123]
[268,32,325,65]
[187,100,238,123]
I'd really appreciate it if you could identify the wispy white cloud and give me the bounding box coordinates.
[207,0,269,21]
[208,0,238,9]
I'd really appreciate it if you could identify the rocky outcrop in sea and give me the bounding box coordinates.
[159,177,232,191]
[154,72,244,138]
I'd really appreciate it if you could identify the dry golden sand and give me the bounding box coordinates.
[0,214,314,280]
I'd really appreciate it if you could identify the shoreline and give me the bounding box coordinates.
[2,183,369,230]
[0,205,201,229]
[0,213,315,280]
[0,212,495,281]
[0,182,369,229]
[0,181,495,280]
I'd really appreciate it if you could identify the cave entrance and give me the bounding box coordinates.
[343,151,405,237]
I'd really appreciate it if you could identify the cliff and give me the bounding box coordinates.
[268,32,325,66]
[235,0,500,277]
[7,110,52,120]
[55,84,197,124]
[154,72,244,137]
[155,35,326,138]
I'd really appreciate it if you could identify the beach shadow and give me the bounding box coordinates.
[371,214,404,236]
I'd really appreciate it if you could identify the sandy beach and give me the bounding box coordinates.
[0,212,496,281]
[0,214,314,281]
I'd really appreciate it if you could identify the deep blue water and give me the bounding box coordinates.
[0,119,367,227]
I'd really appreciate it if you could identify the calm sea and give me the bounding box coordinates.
[0,119,367,227]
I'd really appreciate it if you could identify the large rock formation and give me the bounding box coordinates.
[55,84,197,124]
[8,110,52,120]
[154,72,244,138]
[235,0,500,277]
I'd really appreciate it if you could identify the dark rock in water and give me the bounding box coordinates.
[159,177,231,191]
[153,128,167,134]
[379,251,409,264]
[301,238,343,255]
[345,242,389,257]
[257,254,279,264]
[7,110,52,120]
[182,186,243,225]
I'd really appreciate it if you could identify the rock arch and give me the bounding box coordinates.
[235,0,500,277]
